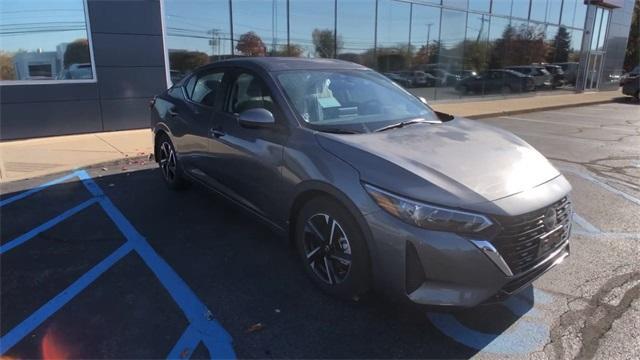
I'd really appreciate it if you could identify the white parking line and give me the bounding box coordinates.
[559,167,640,206]
[498,116,638,134]
[573,213,601,234]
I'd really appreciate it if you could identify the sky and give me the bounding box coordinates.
[0,0,89,53]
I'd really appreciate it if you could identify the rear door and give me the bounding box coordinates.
[173,68,228,179]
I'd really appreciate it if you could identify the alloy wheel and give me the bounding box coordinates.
[159,141,177,182]
[303,213,352,285]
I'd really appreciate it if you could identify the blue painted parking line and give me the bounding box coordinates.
[0,243,133,353]
[0,198,98,255]
[0,172,78,207]
[427,289,554,355]
[0,170,235,359]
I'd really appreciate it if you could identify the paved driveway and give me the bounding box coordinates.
[1,101,638,359]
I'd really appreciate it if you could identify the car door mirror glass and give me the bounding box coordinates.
[238,108,275,128]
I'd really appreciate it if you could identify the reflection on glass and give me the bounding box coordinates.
[233,0,287,56]
[437,9,466,98]
[546,0,561,25]
[488,16,510,69]
[590,8,604,51]
[492,0,512,16]
[290,0,335,58]
[530,0,548,22]
[468,0,490,13]
[410,3,440,70]
[376,0,411,72]
[465,13,490,71]
[337,0,376,66]
[511,0,530,20]
[442,0,468,9]
[596,10,609,51]
[561,0,586,28]
[0,0,93,82]
[165,0,231,81]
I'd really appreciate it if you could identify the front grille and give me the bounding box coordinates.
[492,197,572,274]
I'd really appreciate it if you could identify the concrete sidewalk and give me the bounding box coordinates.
[0,89,627,184]
[0,130,153,183]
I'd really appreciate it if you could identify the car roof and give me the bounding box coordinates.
[206,57,368,72]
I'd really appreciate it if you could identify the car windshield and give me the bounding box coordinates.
[276,70,438,133]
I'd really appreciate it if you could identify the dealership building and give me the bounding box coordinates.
[0,0,635,140]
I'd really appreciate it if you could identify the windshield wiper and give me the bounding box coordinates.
[374,118,439,132]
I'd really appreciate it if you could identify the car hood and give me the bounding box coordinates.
[315,118,561,208]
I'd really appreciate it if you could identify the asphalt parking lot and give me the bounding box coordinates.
[1,101,638,359]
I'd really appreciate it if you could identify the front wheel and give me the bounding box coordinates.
[295,197,371,300]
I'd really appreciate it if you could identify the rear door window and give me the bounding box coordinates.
[189,70,225,107]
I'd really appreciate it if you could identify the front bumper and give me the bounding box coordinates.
[364,209,570,307]
[362,183,572,307]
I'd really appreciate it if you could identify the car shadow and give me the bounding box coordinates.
[0,166,550,359]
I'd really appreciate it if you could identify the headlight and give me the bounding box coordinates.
[364,184,493,233]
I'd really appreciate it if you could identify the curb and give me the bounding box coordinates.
[0,155,151,185]
[462,98,620,119]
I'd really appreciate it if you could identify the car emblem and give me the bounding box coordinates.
[543,207,558,230]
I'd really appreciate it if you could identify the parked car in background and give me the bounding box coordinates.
[458,70,478,79]
[554,62,579,85]
[151,57,572,307]
[426,68,461,86]
[620,65,639,99]
[397,70,436,87]
[455,69,535,95]
[506,65,552,88]
[538,64,566,88]
[383,72,412,88]
[57,63,92,80]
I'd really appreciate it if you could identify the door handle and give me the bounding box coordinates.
[209,128,225,138]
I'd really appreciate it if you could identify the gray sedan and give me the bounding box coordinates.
[150,57,572,307]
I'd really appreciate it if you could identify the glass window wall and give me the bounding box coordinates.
[0,0,95,83]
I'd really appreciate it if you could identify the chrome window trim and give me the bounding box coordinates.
[0,0,98,86]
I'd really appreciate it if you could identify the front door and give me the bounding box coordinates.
[207,70,287,220]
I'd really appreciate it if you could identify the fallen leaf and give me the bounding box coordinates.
[246,323,265,333]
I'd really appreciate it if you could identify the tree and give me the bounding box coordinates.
[624,0,639,71]
[312,29,342,58]
[547,26,572,63]
[489,24,547,68]
[63,39,90,67]
[236,31,266,56]
[412,40,440,67]
[272,43,304,57]
[169,51,209,73]
[0,51,16,80]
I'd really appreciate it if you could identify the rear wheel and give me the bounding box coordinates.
[295,197,371,300]
[501,85,513,95]
[156,134,187,190]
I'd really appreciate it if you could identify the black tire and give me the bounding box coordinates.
[156,134,187,190]
[459,85,469,95]
[501,85,513,95]
[294,196,371,300]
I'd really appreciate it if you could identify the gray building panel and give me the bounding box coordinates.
[0,0,166,140]
[96,67,166,100]
[87,0,162,35]
[92,33,165,67]
[0,83,99,104]
[100,98,151,131]
[0,100,101,140]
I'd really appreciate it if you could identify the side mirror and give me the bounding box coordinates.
[238,108,275,128]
